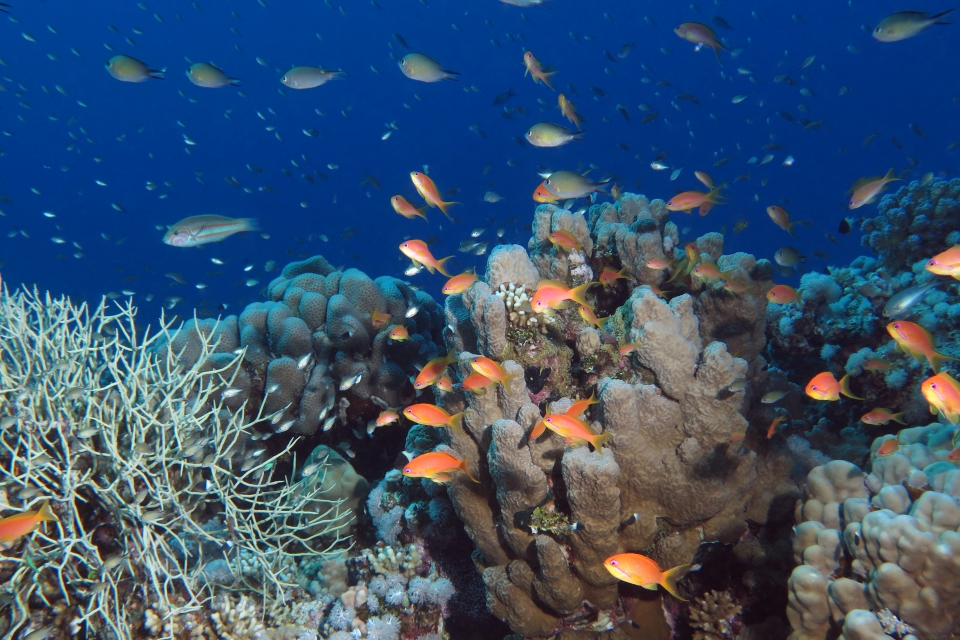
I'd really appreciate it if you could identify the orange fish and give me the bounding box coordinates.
[548,230,583,252]
[766,416,787,439]
[926,245,960,280]
[694,171,714,188]
[600,266,630,286]
[849,168,900,209]
[619,342,642,356]
[414,353,457,390]
[665,187,724,215]
[376,410,400,427]
[460,372,496,394]
[410,171,459,220]
[541,413,611,450]
[578,306,610,331]
[0,501,58,543]
[876,437,900,457]
[766,205,811,236]
[723,280,753,295]
[861,408,907,426]
[402,451,479,483]
[558,93,583,130]
[533,180,561,203]
[400,239,454,277]
[370,307,392,329]
[531,280,595,314]
[523,50,556,90]
[645,259,670,271]
[864,358,892,372]
[766,284,800,304]
[886,320,958,373]
[805,372,863,401]
[436,374,455,393]
[388,325,410,341]
[604,553,696,600]
[674,22,727,64]
[391,195,428,222]
[442,272,479,295]
[403,403,465,433]
[691,261,732,283]
[531,393,599,440]
[947,446,960,463]
[469,356,517,385]
[921,371,960,425]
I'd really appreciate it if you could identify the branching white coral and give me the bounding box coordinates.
[494,283,554,332]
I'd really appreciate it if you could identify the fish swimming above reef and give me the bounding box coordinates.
[921,371,960,424]
[280,66,345,89]
[674,22,727,63]
[399,239,454,276]
[873,9,954,42]
[106,55,164,82]
[399,53,459,82]
[523,51,557,90]
[848,168,901,209]
[887,320,959,372]
[402,451,479,483]
[525,122,583,148]
[604,553,698,600]
[883,281,937,317]
[541,171,611,199]
[162,215,258,248]
[410,171,459,220]
[186,62,240,88]
[0,501,59,543]
[926,245,960,279]
[805,371,863,401]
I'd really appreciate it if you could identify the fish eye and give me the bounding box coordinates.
[812,385,819,391]
[610,560,618,566]
[404,467,411,473]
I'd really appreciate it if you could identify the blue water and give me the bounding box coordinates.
[0,0,956,321]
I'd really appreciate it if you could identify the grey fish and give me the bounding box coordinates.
[883,281,937,318]
[281,67,346,89]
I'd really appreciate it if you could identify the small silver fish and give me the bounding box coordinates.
[883,281,937,318]
[471,225,488,237]
[322,416,336,432]
[650,161,669,170]
[221,387,243,399]
[405,305,419,318]
[297,352,313,369]
[340,372,363,391]
[276,419,295,433]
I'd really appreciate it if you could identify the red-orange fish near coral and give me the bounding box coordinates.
[403,404,465,433]
[805,372,863,401]
[604,552,697,600]
[410,171,459,220]
[886,320,958,373]
[849,168,900,209]
[0,501,58,543]
[402,451,479,483]
[400,239,454,277]
[523,50,556,90]
[531,280,595,314]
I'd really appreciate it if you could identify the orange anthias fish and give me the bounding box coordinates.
[410,171,459,220]
[886,320,958,373]
[691,261,732,283]
[414,352,458,390]
[469,356,517,385]
[604,553,696,601]
[876,438,900,457]
[548,230,583,252]
[921,371,960,425]
[600,266,630,286]
[767,284,801,304]
[766,416,787,439]
[766,206,812,236]
[370,308,392,329]
[0,501,59,543]
[530,394,597,439]
[666,187,725,216]
[541,412,611,450]
[533,181,561,203]
[557,93,582,130]
[442,272,479,295]
[523,51,556,90]
[399,240,454,277]
[531,280,595,314]
[645,259,670,271]
[402,451,479,483]
[805,372,864,401]
[619,342,642,356]
[849,168,900,209]
[460,372,496,394]
[578,306,610,331]
[674,22,727,64]
[391,195,428,222]
[695,171,714,188]
[403,403,465,433]
[388,325,410,341]
[861,408,908,426]
[436,374,455,393]
[926,245,960,280]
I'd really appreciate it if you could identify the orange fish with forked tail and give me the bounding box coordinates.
[531,280,595,314]
[469,356,518,386]
[414,352,458,390]
[849,168,900,209]
[926,245,960,280]
[0,501,59,543]
[410,171,459,220]
[604,552,697,600]
[402,451,479,483]
[541,413,611,450]
[523,51,556,90]
[766,206,812,236]
[530,393,599,440]
[805,372,863,401]
[921,371,960,425]
[886,320,958,373]
[403,403,465,433]
[666,187,725,216]
[391,195,428,221]
[399,240,454,277]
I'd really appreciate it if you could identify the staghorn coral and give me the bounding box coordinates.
[789,422,960,640]
[0,286,357,638]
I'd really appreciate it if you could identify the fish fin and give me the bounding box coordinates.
[929,351,960,374]
[931,7,955,21]
[882,167,900,183]
[541,71,557,91]
[435,256,455,278]
[448,412,465,434]
[839,373,865,400]
[460,462,481,483]
[37,501,59,523]
[530,420,547,440]
[660,564,696,600]
[416,206,429,221]
[229,78,242,87]
[431,473,452,483]
[712,43,723,65]
[590,432,612,451]
[147,68,165,80]
[442,69,461,81]
[567,281,596,308]
[437,200,460,220]
[892,412,908,425]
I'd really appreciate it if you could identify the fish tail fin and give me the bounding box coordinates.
[661,564,696,601]
[148,68,166,80]
[37,501,59,523]
[448,412,465,434]
[443,69,461,81]
[883,167,900,182]
[931,7,955,21]
[529,420,547,441]
[415,205,429,221]
[460,461,481,483]
[712,44,723,65]
[435,256,455,278]
[229,77,242,87]
[568,281,596,308]
[929,351,960,374]
[241,218,260,232]
[892,412,908,425]
[437,199,460,220]
[839,373,865,400]
[706,185,725,203]
[541,71,557,91]
[589,432,612,451]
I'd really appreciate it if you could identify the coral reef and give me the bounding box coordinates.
[789,423,960,640]
[689,590,743,640]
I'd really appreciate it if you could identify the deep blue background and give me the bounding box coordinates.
[0,0,956,324]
